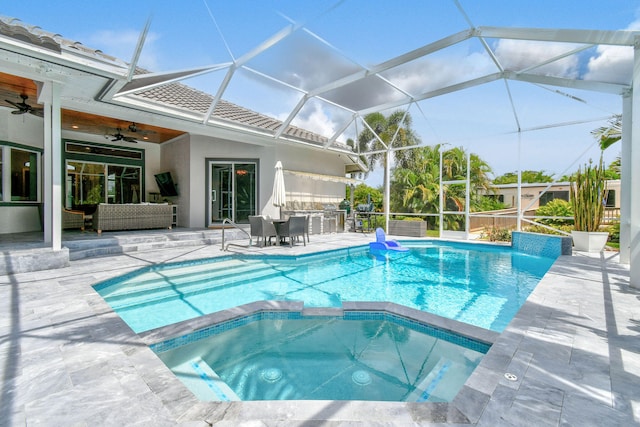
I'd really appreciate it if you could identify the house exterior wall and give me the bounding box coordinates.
[158,135,190,227]
[276,145,347,207]
[0,112,44,233]
[162,135,348,228]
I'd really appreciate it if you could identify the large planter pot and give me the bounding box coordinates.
[571,231,609,252]
[388,220,427,237]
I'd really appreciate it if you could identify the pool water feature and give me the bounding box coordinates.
[94,241,557,333]
[152,312,489,402]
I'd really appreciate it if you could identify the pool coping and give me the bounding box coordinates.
[138,301,500,349]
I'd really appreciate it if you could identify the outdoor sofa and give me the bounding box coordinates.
[92,203,173,234]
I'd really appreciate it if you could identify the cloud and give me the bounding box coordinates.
[583,19,639,84]
[290,100,337,138]
[494,39,580,78]
[86,29,160,70]
[383,51,496,95]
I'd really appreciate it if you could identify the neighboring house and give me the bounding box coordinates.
[488,180,621,211]
[0,16,364,235]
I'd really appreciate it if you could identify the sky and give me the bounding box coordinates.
[2,1,639,186]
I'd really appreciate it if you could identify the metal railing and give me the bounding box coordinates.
[221,218,251,251]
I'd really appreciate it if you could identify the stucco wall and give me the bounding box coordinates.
[0,111,44,147]
[159,135,190,227]
[163,134,347,228]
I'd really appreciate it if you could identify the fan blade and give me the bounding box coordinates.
[123,137,138,143]
[11,109,27,115]
[5,99,25,110]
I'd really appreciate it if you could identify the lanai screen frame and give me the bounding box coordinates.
[99,13,640,286]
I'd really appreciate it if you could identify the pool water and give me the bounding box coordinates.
[94,241,557,333]
[154,314,487,402]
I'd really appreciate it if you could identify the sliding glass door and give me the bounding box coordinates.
[208,161,257,226]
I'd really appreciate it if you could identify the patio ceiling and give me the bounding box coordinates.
[0,72,184,144]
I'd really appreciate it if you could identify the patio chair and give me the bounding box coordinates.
[295,215,310,244]
[249,215,277,247]
[277,216,306,247]
[62,209,85,230]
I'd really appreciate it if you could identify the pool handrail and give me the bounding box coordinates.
[221,218,252,251]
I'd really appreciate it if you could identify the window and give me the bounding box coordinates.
[0,145,40,202]
[64,140,144,209]
[66,161,141,208]
[605,190,615,208]
[539,191,569,206]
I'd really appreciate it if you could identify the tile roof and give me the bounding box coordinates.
[131,78,342,147]
[0,16,126,65]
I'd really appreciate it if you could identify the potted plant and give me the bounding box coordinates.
[570,154,609,252]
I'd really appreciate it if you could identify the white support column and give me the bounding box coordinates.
[439,148,444,237]
[464,152,470,238]
[384,149,391,232]
[620,93,632,264]
[40,81,63,250]
[630,38,640,287]
[516,132,522,231]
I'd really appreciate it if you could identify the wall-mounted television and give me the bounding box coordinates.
[154,172,178,197]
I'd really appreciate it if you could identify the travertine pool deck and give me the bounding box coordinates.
[0,231,638,426]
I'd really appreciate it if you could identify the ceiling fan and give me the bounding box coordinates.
[5,94,44,117]
[106,127,138,143]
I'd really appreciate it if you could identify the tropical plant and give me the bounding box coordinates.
[481,226,512,242]
[476,196,507,212]
[535,199,573,226]
[86,184,103,204]
[346,183,383,211]
[389,144,496,229]
[592,114,621,150]
[570,154,607,232]
[353,111,421,194]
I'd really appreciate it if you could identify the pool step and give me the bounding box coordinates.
[407,358,454,402]
[104,261,297,310]
[102,258,262,297]
[172,357,240,402]
[65,229,243,261]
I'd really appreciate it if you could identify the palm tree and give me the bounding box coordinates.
[356,110,421,188]
[391,145,440,214]
[592,114,621,150]
[390,144,495,228]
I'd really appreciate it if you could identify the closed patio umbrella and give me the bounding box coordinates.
[272,161,286,218]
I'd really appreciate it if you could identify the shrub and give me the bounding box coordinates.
[524,224,573,236]
[481,226,512,242]
[607,220,620,243]
[535,199,573,226]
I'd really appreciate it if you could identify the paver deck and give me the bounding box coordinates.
[0,231,638,426]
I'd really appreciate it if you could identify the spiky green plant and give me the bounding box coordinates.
[570,155,607,232]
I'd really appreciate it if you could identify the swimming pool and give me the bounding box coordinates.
[94,240,557,333]
[152,311,489,402]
